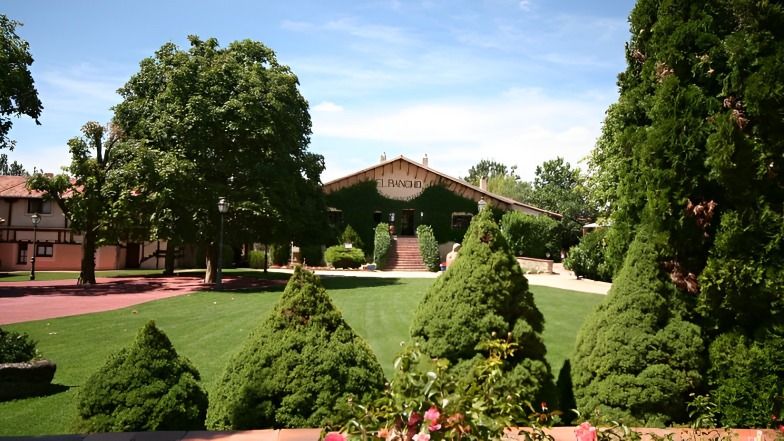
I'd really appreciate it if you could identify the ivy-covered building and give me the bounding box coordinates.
[324,155,560,248]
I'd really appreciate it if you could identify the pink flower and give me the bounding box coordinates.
[408,411,422,427]
[575,422,597,441]
[325,432,346,441]
[413,434,430,441]
[424,406,441,431]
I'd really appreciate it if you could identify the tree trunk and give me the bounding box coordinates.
[203,243,217,284]
[163,240,177,276]
[79,228,97,285]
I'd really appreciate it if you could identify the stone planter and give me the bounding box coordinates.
[0,359,57,401]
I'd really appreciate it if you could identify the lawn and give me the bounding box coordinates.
[0,269,169,282]
[0,276,605,436]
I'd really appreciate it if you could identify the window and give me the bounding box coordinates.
[36,243,53,257]
[451,213,473,230]
[17,243,28,264]
[373,211,382,224]
[327,209,343,226]
[27,199,52,214]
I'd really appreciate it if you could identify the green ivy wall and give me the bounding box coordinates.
[325,181,479,247]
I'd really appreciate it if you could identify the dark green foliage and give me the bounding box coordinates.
[326,181,478,246]
[500,211,559,260]
[572,227,703,426]
[269,242,290,266]
[706,327,784,428]
[556,360,576,425]
[373,222,391,269]
[0,14,43,150]
[564,229,612,282]
[75,321,208,432]
[410,208,552,401]
[207,267,385,429]
[0,328,38,363]
[339,225,364,250]
[415,224,440,271]
[324,245,365,269]
[464,159,516,186]
[248,250,265,269]
[300,244,324,267]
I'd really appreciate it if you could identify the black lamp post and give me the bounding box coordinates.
[30,213,40,280]
[216,197,229,290]
[477,197,487,212]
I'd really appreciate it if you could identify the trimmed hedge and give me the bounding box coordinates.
[207,266,385,429]
[415,224,440,271]
[410,208,553,402]
[564,229,612,282]
[500,211,559,260]
[572,227,703,426]
[75,321,208,432]
[373,223,392,269]
[0,328,38,363]
[324,245,365,269]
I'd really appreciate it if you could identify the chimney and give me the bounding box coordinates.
[480,176,488,191]
[380,152,386,162]
[422,154,428,167]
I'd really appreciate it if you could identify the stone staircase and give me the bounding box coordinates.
[385,236,427,271]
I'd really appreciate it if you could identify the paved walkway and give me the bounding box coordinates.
[0,275,284,325]
[0,265,610,325]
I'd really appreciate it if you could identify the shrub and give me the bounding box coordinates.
[707,327,784,427]
[340,224,364,250]
[0,328,39,363]
[75,321,208,432]
[373,222,392,269]
[324,245,365,269]
[415,224,440,272]
[500,211,560,260]
[248,249,266,269]
[207,266,385,429]
[564,229,612,282]
[410,208,553,402]
[269,242,290,266]
[571,226,703,426]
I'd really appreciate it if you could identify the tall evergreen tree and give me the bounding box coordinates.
[207,266,385,429]
[410,208,552,402]
[583,0,784,426]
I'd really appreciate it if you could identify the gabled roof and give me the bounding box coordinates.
[0,176,44,198]
[323,155,561,219]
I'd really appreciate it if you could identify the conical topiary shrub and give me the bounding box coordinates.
[571,226,703,426]
[75,321,208,432]
[207,266,385,429]
[410,208,552,400]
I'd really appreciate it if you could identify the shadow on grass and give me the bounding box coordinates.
[0,383,72,403]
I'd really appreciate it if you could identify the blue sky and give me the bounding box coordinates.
[4,0,635,182]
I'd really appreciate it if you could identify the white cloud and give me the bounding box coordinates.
[519,0,532,11]
[313,87,616,182]
[313,101,344,113]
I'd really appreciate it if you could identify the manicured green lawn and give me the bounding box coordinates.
[0,269,167,282]
[0,276,604,436]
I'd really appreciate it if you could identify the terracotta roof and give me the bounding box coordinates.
[324,155,562,219]
[0,176,44,198]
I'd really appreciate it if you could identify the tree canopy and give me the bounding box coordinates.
[463,159,517,186]
[113,36,328,282]
[0,14,42,150]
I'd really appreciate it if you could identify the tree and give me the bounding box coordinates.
[584,0,784,426]
[487,173,535,203]
[0,15,42,150]
[571,224,703,426]
[0,153,26,175]
[529,157,595,251]
[113,36,328,283]
[410,208,553,402]
[75,321,208,431]
[28,122,140,284]
[207,266,385,429]
[499,211,559,260]
[463,159,517,186]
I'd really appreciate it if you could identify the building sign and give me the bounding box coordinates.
[375,169,437,200]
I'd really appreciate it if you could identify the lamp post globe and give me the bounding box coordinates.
[30,213,41,281]
[477,197,487,212]
[216,197,229,290]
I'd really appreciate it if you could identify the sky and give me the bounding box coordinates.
[4,0,636,183]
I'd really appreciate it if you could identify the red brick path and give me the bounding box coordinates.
[0,275,284,325]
